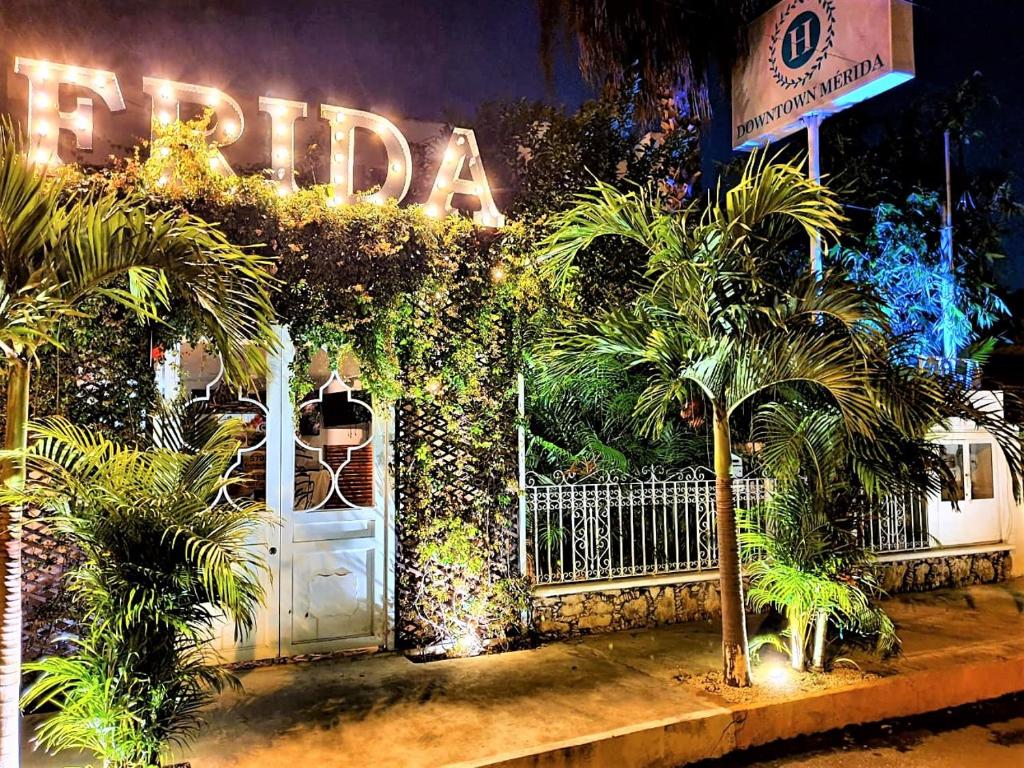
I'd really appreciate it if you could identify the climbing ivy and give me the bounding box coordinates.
[33,115,541,654]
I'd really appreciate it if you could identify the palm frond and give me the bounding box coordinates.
[0,119,278,383]
[12,409,268,765]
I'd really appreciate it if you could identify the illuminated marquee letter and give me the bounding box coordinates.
[426,127,503,227]
[258,96,307,195]
[14,57,125,167]
[142,77,243,176]
[319,104,412,205]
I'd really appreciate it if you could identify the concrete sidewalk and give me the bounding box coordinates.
[22,580,1024,768]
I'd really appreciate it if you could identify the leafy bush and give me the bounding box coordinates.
[8,409,268,768]
[838,191,1007,363]
[474,91,709,473]
[740,483,898,671]
[415,514,528,656]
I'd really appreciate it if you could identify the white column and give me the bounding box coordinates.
[802,113,825,280]
[517,373,528,578]
[269,326,295,657]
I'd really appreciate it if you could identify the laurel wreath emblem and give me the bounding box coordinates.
[769,0,837,90]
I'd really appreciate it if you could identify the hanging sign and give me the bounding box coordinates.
[3,55,504,226]
[732,0,915,150]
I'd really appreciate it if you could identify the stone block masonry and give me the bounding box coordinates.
[531,549,1011,638]
[533,580,722,637]
[878,549,1010,593]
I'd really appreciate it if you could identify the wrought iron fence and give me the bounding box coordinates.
[860,492,931,554]
[525,467,930,586]
[526,467,769,585]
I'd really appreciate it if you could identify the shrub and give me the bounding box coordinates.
[9,409,268,767]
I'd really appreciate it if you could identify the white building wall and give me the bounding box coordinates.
[926,390,1021,570]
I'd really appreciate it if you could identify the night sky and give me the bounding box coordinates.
[2,0,1023,283]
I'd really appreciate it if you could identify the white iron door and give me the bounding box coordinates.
[933,438,1002,547]
[162,332,392,660]
[161,342,281,663]
[279,342,391,655]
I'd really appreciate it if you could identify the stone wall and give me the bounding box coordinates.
[531,549,1011,639]
[878,549,1010,593]
[532,579,721,638]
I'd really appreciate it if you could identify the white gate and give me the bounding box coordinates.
[925,392,1013,549]
[931,434,1008,548]
[160,328,394,662]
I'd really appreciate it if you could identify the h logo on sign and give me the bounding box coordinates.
[786,19,813,60]
[781,10,821,69]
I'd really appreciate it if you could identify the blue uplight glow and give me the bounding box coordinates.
[832,71,915,107]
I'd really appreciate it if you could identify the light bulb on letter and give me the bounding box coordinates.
[320,104,412,206]
[259,95,307,195]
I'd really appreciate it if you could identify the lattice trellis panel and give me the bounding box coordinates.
[394,396,520,649]
[22,508,81,662]
[391,268,523,650]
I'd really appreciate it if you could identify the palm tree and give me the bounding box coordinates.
[745,351,1022,670]
[536,152,909,686]
[5,409,268,767]
[537,0,764,119]
[740,479,900,671]
[0,122,276,766]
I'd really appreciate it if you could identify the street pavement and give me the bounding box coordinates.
[688,694,1024,767]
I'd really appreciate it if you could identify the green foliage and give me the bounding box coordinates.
[536,150,1024,481]
[740,483,899,668]
[536,151,891,442]
[419,515,488,577]
[7,407,267,767]
[526,360,709,473]
[824,74,1018,329]
[536,151,874,685]
[273,199,531,409]
[474,92,709,472]
[0,117,277,385]
[0,118,279,764]
[93,113,539,413]
[838,191,1007,362]
[475,91,701,313]
[138,111,235,198]
[415,514,527,656]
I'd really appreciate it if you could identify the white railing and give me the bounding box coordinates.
[526,467,930,586]
[861,492,931,554]
[526,467,769,585]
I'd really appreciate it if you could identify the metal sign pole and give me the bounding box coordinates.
[940,129,956,363]
[802,112,825,279]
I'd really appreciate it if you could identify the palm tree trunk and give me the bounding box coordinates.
[0,360,29,768]
[713,404,751,687]
[811,610,828,670]
[788,610,807,671]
